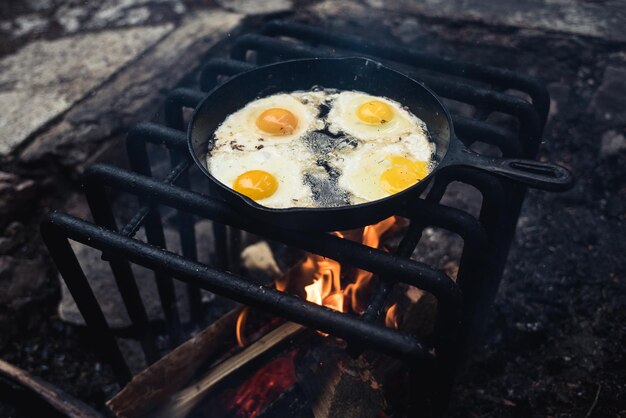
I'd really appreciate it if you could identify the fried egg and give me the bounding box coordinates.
[212,93,323,153]
[337,142,433,202]
[207,89,435,209]
[208,144,314,208]
[327,91,427,142]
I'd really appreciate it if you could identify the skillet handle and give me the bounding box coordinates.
[451,147,574,191]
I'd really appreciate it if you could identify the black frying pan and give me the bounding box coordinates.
[188,57,573,232]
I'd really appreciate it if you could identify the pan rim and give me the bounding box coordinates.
[187,56,454,215]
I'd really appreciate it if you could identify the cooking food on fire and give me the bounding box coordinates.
[207,90,435,208]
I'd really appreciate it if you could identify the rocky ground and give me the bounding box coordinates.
[0,0,625,417]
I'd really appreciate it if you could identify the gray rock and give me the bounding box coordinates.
[0,255,49,338]
[87,0,187,29]
[0,172,37,227]
[119,7,151,26]
[0,25,173,156]
[390,17,425,44]
[13,14,49,37]
[319,0,626,42]
[19,10,242,167]
[590,66,626,126]
[0,222,26,254]
[216,0,292,15]
[55,6,89,34]
[600,130,626,158]
[26,0,54,12]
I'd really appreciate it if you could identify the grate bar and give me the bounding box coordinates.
[41,220,133,384]
[44,212,436,365]
[200,58,255,91]
[84,164,461,307]
[164,88,206,130]
[119,160,191,238]
[230,33,542,149]
[261,21,550,123]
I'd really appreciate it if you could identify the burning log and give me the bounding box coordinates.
[297,345,386,418]
[298,283,438,418]
[392,284,438,337]
[109,218,436,418]
[107,306,242,418]
[153,321,306,418]
[0,359,103,418]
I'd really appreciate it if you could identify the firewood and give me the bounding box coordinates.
[297,343,386,418]
[297,284,436,418]
[392,284,438,337]
[0,359,103,418]
[107,306,242,418]
[153,321,306,418]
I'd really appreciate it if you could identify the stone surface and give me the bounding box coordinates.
[0,172,37,227]
[86,0,187,29]
[600,129,626,158]
[216,0,292,15]
[0,255,49,340]
[0,25,173,156]
[19,9,242,168]
[12,14,49,37]
[58,220,215,328]
[0,222,26,254]
[315,0,626,42]
[589,66,626,127]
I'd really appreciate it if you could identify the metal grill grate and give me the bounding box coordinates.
[41,20,548,413]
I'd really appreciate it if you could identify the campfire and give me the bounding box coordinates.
[239,216,403,341]
[226,217,407,416]
[26,14,579,418]
[107,216,427,418]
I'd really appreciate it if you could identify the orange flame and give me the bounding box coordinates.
[235,307,249,348]
[302,217,397,314]
[303,254,344,312]
[385,303,400,329]
[344,216,397,313]
[226,217,401,415]
[235,216,400,347]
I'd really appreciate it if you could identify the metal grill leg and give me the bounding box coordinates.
[83,181,160,364]
[41,220,132,385]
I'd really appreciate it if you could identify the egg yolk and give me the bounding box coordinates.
[356,100,394,125]
[233,170,278,200]
[256,108,298,135]
[380,156,429,194]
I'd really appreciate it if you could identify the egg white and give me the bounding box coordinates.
[337,142,433,202]
[208,144,314,208]
[208,89,435,208]
[212,93,323,153]
[327,91,427,142]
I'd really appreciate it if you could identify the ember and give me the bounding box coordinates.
[221,350,298,418]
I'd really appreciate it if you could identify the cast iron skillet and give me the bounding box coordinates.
[189,57,573,232]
